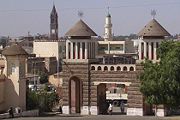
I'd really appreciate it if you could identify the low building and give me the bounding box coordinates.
[0,43,28,112]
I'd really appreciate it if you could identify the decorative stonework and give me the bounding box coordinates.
[81,106,89,115]
[127,108,143,116]
[90,106,98,115]
[62,106,69,114]
[157,108,166,117]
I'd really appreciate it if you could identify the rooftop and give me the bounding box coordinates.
[65,19,97,37]
[2,43,28,56]
[138,19,171,37]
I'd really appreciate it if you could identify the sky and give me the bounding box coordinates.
[0,0,180,37]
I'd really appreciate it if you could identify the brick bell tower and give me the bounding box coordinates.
[50,5,58,40]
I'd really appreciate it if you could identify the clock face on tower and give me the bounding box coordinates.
[52,29,55,34]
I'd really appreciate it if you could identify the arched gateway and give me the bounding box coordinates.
[60,19,144,115]
[69,76,82,113]
[59,15,171,116]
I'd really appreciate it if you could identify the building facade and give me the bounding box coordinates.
[0,44,28,112]
[98,12,135,56]
[137,18,170,63]
[56,19,141,115]
[58,16,170,116]
[32,6,171,116]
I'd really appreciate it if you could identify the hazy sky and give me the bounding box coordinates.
[0,0,180,37]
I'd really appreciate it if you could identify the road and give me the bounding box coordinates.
[5,115,180,120]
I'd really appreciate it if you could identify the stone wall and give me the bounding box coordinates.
[90,63,144,116]
[0,77,5,112]
[61,62,91,114]
[61,62,144,116]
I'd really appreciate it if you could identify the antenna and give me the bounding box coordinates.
[107,6,110,14]
[78,11,84,19]
[151,9,156,19]
[53,1,55,6]
[28,31,30,37]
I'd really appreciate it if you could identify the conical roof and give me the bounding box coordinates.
[138,19,171,37]
[2,43,28,56]
[65,19,97,37]
[51,5,58,17]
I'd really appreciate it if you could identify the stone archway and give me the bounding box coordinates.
[69,76,81,114]
[97,83,107,114]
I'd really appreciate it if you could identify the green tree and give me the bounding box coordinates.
[140,41,180,114]
[140,60,162,105]
[0,37,8,48]
[26,91,39,110]
[27,88,58,112]
[39,72,48,84]
[37,91,58,112]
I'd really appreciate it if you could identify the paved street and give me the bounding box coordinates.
[5,115,180,120]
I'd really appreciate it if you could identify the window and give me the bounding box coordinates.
[91,66,95,70]
[82,42,85,59]
[151,42,154,59]
[73,42,76,59]
[123,66,127,71]
[110,44,123,51]
[104,66,108,71]
[117,66,121,71]
[130,67,134,71]
[77,42,80,59]
[68,42,71,59]
[110,66,114,71]
[11,64,15,73]
[97,66,101,71]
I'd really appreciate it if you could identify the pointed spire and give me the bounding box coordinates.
[51,4,57,16]
[50,3,58,40]
[107,7,111,17]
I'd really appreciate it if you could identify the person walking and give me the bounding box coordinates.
[108,103,113,115]
[8,107,14,118]
[120,101,125,114]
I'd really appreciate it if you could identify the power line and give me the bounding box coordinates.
[0,2,179,13]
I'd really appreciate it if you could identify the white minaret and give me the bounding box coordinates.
[104,8,113,41]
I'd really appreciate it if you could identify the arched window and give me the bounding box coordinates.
[97,66,102,71]
[130,67,134,71]
[110,66,114,71]
[91,66,95,70]
[104,66,108,71]
[117,66,121,71]
[123,66,127,71]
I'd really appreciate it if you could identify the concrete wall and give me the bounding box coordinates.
[125,40,135,53]
[3,56,27,111]
[49,74,63,87]
[34,41,59,59]
[33,41,66,60]
[0,79,5,111]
